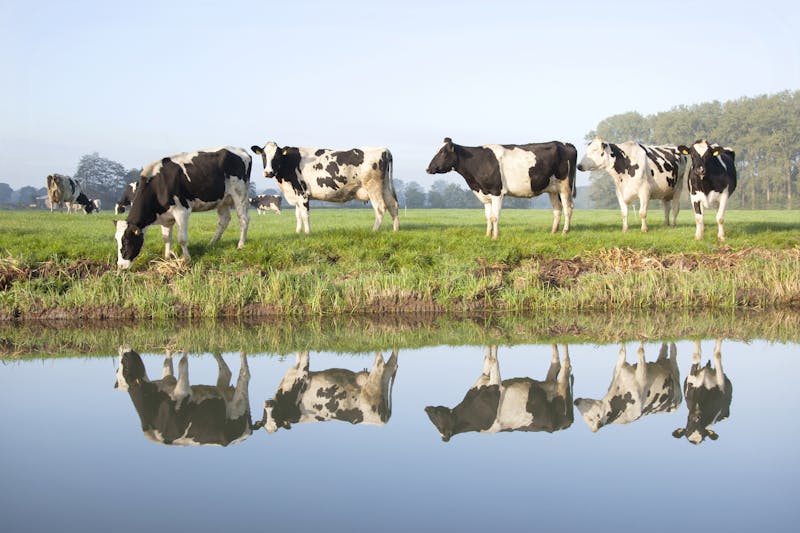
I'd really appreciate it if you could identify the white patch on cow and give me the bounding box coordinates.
[486,145,538,197]
[115,220,133,269]
[263,142,279,177]
[694,140,710,158]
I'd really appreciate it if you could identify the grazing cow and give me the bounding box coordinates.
[114,146,251,269]
[425,345,573,441]
[250,141,399,233]
[574,342,682,432]
[45,174,98,213]
[426,138,577,239]
[249,194,282,215]
[258,350,398,433]
[677,140,737,241]
[673,339,732,444]
[577,137,687,232]
[114,182,137,214]
[115,347,253,446]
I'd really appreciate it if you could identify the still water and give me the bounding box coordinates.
[1,335,798,532]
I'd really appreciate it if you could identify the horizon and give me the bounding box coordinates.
[2,0,799,190]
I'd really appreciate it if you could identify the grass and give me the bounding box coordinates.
[1,207,799,319]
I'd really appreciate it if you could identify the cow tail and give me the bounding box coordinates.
[567,144,577,199]
[385,150,397,202]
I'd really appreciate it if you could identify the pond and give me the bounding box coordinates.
[1,314,798,532]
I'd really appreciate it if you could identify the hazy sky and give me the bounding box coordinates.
[2,0,798,190]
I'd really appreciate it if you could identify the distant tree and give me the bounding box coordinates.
[427,180,476,208]
[73,152,130,207]
[0,183,12,204]
[403,181,427,208]
[14,186,39,205]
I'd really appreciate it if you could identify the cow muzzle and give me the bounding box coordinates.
[263,170,275,178]
[117,259,132,270]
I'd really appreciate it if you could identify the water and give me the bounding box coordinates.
[1,332,798,532]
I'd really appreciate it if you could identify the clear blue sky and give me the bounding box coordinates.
[2,0,798,190]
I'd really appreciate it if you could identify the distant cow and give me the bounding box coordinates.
[577,137,687,232]
[574,342,682,432]
[45,174,98,213]
[114,182,137,214]
[425,345,573,441]
[672,339,732,444]
[426,138,577,239]
[250,142,399,233]
[115,347,253,446]
[678,140,737,241]
[258,350,398,433]
[249,194,281,214]
[114,146,251,269]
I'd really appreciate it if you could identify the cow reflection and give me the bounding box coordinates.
[425,345,573,442]
[259,350,398,433]
[673,339,732,444]
[574,342,681,432]
[115,347,253,446]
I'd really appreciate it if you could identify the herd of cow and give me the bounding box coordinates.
[44,137,738,269]
[115,340,731,447]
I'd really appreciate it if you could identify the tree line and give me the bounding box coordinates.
[586,90,799,210]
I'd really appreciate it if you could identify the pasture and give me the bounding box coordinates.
[1,208,799,319]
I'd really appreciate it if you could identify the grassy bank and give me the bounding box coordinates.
[1,208,799,319]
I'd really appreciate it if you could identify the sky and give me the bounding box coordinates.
[1,0,799,190]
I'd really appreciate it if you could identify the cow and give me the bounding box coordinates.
[574,342,682,433]
[425,345,573,441]
[677,140,737,241]
[115,347,254,446]
[114,181,137,214]
[45,173,98,213]
[258,350,398,433]
[577,136,688,232]
[250,142,399,233]
[114,146,251,269]
[672,339,732,444]
[426,138,577,239]
[249,194,282,215]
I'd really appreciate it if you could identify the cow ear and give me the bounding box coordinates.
[601,142,607,150]
[282,148,289,156]
[161,157,171,166]
[706,429,719,440]
[672,428,685,438]
[251,145,263,155]
[678,145,690,155]
[712,148,720,157]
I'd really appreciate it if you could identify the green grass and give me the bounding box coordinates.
[1,208,799,319]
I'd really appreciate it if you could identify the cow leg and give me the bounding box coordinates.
[211,352,232,388]
[476,346,500,387]
[160,224,174,259]
[210,206,231,245]
[371,201,386,232]
[670,197,680,227]
[295,201,310,234]
[228,352,251,419]
[556,345,571,396]
[693,201,705,240]
[233,195,250,249]
[490,196,502,240]
[716,192,729,241]
[638,192,649,232]
[662,200,671,227]
[713,339,725,388]
[614,344,628,377]
[560,188,573,234]
[635,342,647,382]
[546,344,562,381]
[173,353,191,408]
[163,349,175,378]
[482,201,493,237]
[616,193,629,232]
[170,207,192,259]
[385,191,400,232]
[548,192,562,234]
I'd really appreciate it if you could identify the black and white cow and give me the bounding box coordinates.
[249,194,282,215]
[45,173,98,213]
[114,146,251,269]
[577,137,687,232]
[115,347,253,446]
[426,138,577,239]
[114,181,137,214]
[258,350,398,433]
[574,342,682,432]
[250,142,399,233]
[425,345,573,441]
[673,339,732,444]
[677,140,737,241]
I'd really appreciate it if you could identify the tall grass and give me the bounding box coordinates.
[1,208,798,319]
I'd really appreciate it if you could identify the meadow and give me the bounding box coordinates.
[1,207,799,319]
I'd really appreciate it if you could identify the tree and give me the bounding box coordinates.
[73,152,132,207]
[403,181,427,208]
[0,183,12,204]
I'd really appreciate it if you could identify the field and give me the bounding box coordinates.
[1,207,799,319]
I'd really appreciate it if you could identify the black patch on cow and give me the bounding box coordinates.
[335,408,364,424]
[270,147,306,197]
[425,384,501,441]
[315,149,326,157]
[317,161,349,190]
[333,149,365,167]
[687,145,737,198]
[606,392,635,425]
[269,378,306,428]
[610,144,639,177]
[313,163,324,171]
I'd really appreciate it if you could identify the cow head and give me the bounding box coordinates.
[261,399,292,433]
[678,140,727,181]
[424,406,455,442]
[251,142,281,178]
[577,136,611,172]
[115,346,148,391]
[114,220,144,270]
[672,401,720,444]
[426,138,458,174]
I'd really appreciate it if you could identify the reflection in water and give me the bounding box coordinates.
[115,347,253,446]
[673,339,732,444]
[425,345,573,441]
[258,350,398,433]
[574,342,682,432]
